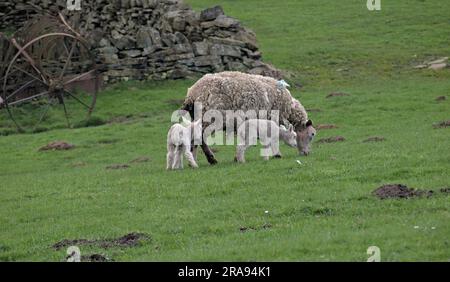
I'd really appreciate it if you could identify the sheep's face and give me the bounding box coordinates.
[280,124,297,148]
[296,120,316,156]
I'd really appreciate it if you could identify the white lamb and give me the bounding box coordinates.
[166,118,202,170]
[235,119,297,163]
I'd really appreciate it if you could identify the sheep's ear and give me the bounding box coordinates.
[280,125,287,131]
[306,119,313,127]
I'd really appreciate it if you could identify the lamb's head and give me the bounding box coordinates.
[296,120,316,156]
[279,124,297,148]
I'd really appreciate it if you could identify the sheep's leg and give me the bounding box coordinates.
[184,145,198,168]
[166,145,175,170]
[201,142,218,165]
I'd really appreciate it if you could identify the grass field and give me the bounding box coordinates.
[0,0,449,261]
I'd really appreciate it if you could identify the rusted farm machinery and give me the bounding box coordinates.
[0,11,100,132]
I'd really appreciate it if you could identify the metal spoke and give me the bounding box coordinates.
[33,101,52,131]
[59,39,76,80]
[64,69,95,85]
[8,91,48,106]
[63,90,91,109]
[12,65,46,85]
[61,97,71,127]
[6,79,37,100]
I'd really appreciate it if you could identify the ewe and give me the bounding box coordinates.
[235,119,298,163]
[166,118,202,170]
[182,71,316,164]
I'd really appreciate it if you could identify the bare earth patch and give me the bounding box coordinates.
[53,232,150,250]
[317,124,337,130]
[106,164,130,170]
[317,136,345,143]
[39,141,75,151]
[108,115,134,124]
[239,223,272,233]
[435,96,447,101]
[80,253,112,262]
[326,92,350,98]
[440,188,450,194]
[363,136,386,142]
[130,156,151,163]
[372,184,433,200]
[433,120,450,128]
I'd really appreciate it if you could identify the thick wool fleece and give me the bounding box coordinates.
[182,71,309,130]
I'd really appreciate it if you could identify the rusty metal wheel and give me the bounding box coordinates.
[0,13,99,133]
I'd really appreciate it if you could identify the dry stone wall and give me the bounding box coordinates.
[1,0,282,83]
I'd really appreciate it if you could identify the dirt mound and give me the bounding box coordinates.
[239,223,272,233]
[39,141,74,151]
[372,184,433,199]
[317,124,337,130]
[106,164,130,170]
[440,188,450,194]
[363,136,386,142]
[81,254,112,262]
[326,92,350,98]
[53,232,150,250]
[317,136,345,143]
[435,96,447,101]
[433,120,450,128]
[130,156,151,163]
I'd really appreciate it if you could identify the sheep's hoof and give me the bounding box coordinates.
[274,154,282,158]
[208,157,218,165]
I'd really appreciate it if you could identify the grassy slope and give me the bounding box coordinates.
[0,0,449,261]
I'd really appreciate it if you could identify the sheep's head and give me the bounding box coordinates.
[279,124,297,148]
[296,120,316,156]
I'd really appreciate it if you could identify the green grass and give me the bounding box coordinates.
[0,0,449,261]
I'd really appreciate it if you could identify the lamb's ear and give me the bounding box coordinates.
[193,119,202,127]
[288,124,294,132]
[306,119,313,127]
[181,116,191,126]
[280,125,287,131]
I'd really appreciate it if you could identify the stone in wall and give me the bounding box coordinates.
[0,0,282,83]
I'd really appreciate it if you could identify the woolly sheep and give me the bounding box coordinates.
[181,71,315,164]
[235,119,297,163]
[166,118,202,170]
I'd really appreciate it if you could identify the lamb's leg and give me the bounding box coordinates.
[166,145,175,170]
[178,146,184,169]
[172,146,181,169]
[235,144,247,163]
[262,145,270,161]
[184,144,198,168]
[272,142,282,158]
